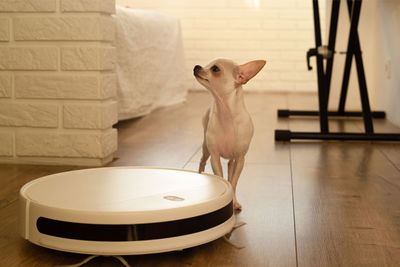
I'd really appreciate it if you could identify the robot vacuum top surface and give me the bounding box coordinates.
[20,167,232,221]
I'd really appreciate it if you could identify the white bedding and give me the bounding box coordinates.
[114,6,187,120]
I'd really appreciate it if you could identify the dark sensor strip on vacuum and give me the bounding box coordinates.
[36,201,233,242]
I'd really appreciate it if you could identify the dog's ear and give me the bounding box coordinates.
[236,60,266,85]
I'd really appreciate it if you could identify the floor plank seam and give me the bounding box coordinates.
[289,144,299,267]
[182,145,202,169]
[352,116,400,175]
[285,93,299,266]
[377,148,400,174]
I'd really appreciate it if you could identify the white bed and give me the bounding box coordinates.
[114,6,187,121]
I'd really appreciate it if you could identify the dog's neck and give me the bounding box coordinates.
[211,86,245,124]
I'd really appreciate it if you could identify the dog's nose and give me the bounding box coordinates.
[193,65,202,73]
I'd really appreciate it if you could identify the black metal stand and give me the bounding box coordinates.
[275,0,400,142]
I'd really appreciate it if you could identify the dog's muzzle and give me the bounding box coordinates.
[193,65,202,76]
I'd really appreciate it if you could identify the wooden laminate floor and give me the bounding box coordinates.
[1,92,400,267]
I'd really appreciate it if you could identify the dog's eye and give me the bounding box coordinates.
[211,65,220,72]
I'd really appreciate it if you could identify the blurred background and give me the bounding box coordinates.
[116,0,400,126]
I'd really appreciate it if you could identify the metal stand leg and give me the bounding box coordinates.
[274,0,400,142]
[338,0,373,133]
[312,0,329,133]
[338,0,355,114]
[324,0,340,100]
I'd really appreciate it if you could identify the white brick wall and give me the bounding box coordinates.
[0,131,13,156]
[116,0,325,92]
[63,101,118,130]
[0,0,56,12]
[0,0,117,166]
[0,47,58,70]
[14,16,115,41]
[60,47,116,70]
[0,102,58,128]
[61,0,116,14]
[14,73,117,100]
[0,18,9,41]
[0,74,12,98]
[16,129,117,158]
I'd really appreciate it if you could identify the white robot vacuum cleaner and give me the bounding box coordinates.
[19,167,235,255]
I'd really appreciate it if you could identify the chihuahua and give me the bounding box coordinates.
[193,58,266,210]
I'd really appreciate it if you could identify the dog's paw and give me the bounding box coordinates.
[233,201,242,210]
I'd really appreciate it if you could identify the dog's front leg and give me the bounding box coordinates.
[198,142,210,173]
[231,156,245,210]
[228,159,235,183]
[210,154,223,178]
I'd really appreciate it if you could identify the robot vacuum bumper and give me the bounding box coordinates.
[19,167,234,255]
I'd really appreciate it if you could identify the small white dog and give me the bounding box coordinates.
[193,58,266,210]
